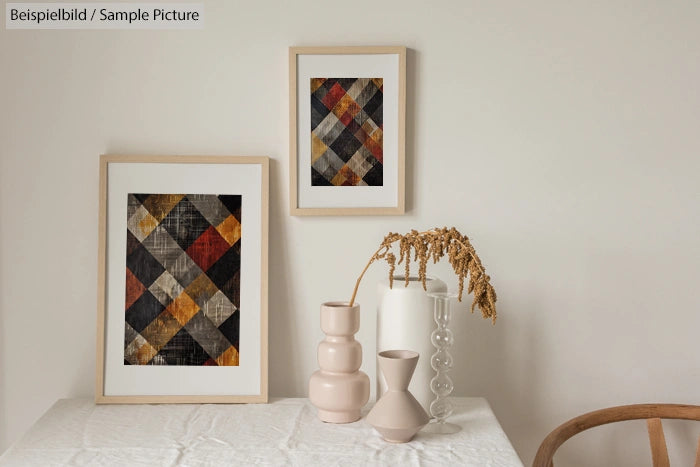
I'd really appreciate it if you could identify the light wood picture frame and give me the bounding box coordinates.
[96,155,269,403]
[290,46,406,216]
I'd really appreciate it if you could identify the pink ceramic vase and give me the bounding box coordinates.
[309,302,370,423]
[366,350,430,443]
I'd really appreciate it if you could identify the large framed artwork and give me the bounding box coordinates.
[289,46,406,215]
[96,155,269,403]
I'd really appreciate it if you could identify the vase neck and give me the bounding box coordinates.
[378,353,418,392]
[325,335,353,343]
[386,380,410,392]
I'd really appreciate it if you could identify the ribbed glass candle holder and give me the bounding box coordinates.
[422,292,461,434]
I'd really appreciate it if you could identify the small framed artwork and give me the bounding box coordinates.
[96,155,269,403]
[289,46,406,215]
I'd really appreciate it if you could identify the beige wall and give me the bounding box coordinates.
[1,1,699,464]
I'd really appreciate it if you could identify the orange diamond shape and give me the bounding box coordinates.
[136,342,158,365]
[215,345,240,366]
[166,292,200,326]
[216,215,241,247]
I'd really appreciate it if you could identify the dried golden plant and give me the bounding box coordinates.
[348,227,498,323]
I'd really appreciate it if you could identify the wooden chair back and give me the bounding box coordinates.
[532,403,700,467]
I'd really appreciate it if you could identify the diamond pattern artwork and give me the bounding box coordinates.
[124,194,242,366]
[310,78,383,186]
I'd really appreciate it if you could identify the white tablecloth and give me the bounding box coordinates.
[0,397,523,466]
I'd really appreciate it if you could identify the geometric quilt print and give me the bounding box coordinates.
[310,78,383,186]
[124,194,242,366]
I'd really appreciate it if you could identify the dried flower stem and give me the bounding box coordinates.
[348,227,498,323]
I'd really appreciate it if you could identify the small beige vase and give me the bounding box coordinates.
[309,302,370,423]
[367,350,430,443]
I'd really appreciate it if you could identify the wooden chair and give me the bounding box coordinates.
[532,403,700,467]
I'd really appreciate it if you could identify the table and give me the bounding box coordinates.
[0,397,523,466]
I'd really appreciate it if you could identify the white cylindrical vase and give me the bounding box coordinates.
[377,276,447,412]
